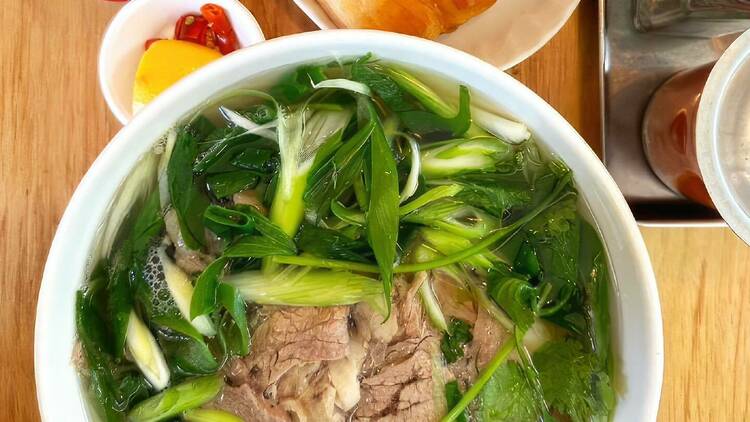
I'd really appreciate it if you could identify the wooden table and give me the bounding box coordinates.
[2,0,748,420]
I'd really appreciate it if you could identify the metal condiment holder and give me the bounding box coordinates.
[600,0,750,225]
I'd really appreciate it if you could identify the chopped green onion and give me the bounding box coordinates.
[183,409,243,422]
[126,311,170,391]
[331,201,366,226]
[127,375,223,422]
[223,266,386,315]
[416,271,449,332]
[158,246,216,336]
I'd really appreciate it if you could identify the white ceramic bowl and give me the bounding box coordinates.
[293,0,580,70]
[36,30,663,421]
[98,0,265,125]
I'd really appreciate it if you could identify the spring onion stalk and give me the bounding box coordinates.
[183,409,243,422]
[383,66,486,138]
[352,173,369,209]
[395,177,571,273]
[414,270,449,333]
[312,79,372,96]
[157,129,177,210]
[270,255,379,272]
[471,107,531,144]
[522,320,559,354]
[270,107,354,237]
[127,375,223,422]
[265,105,353,272]
[331,200,366,226]
[272,176,571,274]
[335,184,466,225]
[404,202,499,240]
[126,311,170,391]
[399,136,421,203]
[223,266,387,315]
[158,246,216,336]
[399,185,464,216]
[421,137,514,179]
[218,106,278,140]
[441,336,517,422]
[97,152,159,261]
[421,228,499,271]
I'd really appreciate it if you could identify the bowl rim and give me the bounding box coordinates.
[37,29,663,421]
[697,29,750,245]
[97,0,265,125]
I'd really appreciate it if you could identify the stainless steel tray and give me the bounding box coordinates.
[599,0,749,226]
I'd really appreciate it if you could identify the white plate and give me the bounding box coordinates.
[294,0,581,69]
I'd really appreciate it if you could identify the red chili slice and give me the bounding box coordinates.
[174,14,213,47]
[200,4,239,55]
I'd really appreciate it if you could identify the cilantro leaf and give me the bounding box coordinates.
[533,339,615,422]
[440,318,473,364]
[270,65,327,103]
[479,361,541,421]
[351,62,414,112]
[525,196,581,322]
[453,172,533,218]
[578,220,613,367]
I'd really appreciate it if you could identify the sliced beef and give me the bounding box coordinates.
[328,334,367,411]
[446,306,513,390]
[277,362,344,422]
[244,306,350,392]
[351,274,453,421]
[394,276,426,340]
[224,357,250,387]
[352,302,398,345]
[431,270,477,324]
[273,362,322,400]
[211,384,290,422]
[471,307,511,369]
[221,306,354,421]
[355,336,444,422]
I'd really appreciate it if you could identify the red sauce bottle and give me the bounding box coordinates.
[643,62,716,209]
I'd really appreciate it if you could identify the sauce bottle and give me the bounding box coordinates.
[642,62,716,209]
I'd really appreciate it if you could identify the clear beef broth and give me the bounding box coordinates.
[75,56,614,422]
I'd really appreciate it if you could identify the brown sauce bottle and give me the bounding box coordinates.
[643,62,716,209]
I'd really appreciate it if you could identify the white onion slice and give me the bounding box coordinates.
[399,136,421,203]
[218,106,277,140]
[472,107,531,143]
[312,79,372,96]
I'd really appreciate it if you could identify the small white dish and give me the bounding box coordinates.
[293,0,580,70]
[98,0,265,125]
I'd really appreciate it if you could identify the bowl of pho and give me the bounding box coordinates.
[35,30,663,422]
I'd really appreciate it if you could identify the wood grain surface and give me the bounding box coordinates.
[1,0,748,420]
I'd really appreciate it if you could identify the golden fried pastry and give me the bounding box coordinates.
[316,0,497,39]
